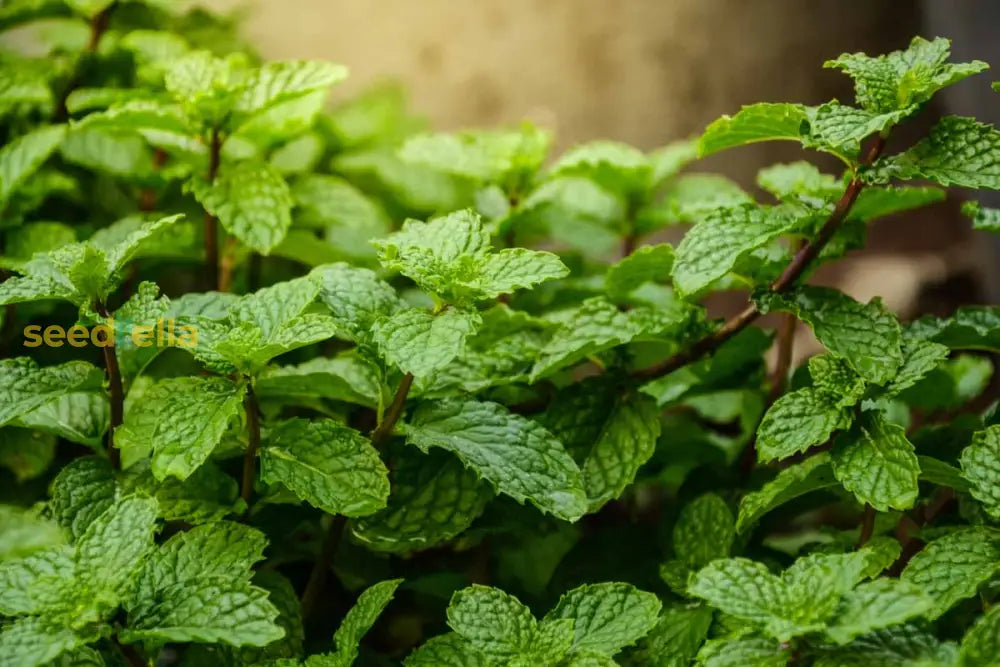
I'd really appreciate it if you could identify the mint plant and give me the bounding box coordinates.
[2,5,1000,664]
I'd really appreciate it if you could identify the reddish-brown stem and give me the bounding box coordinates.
[95,302,123,468]
[299,514,347,621]
[204,127,222,291]
[890,488,956,575]
[856,504,876,548]
[370,373,414,448]
[632,133,887,383]
[240,383,261,512]
[217,237,238,293]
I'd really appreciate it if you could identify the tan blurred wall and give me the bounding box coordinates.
[208,0,917,166]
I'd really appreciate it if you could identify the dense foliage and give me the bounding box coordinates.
[2,2,1000,665]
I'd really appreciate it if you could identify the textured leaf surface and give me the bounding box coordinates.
[879,116,1000,189]
[737,453,838,532]
[0,358,102,428]
[352,449,492,553]
[447,585,549,661]
[699,103,809,156]
[672,203,797,296]
[327,579,402,665]
[960,605,1000,667]
[0,616,85,667]
[756,388,845,462]
[758,286,903,383]
[191,162,293,253]
[406,399,587,521]
[543,582,662,655]
[76,497,159,602]
[260,418,389,517]
[901,527,1000,619]
[697,637,788,667]
[404,633,492,666]
[530,297,644,380]
[49,457,117,540]
[673,493,736,567]
[961,425,1000,518]
[372,307,481,378]
[831,412,920,511]
[825,579,931,644]
[116,376,246,481]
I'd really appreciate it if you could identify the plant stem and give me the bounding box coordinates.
[240,382,261,513]
[95,302,123,468]
[54,2,116,120]
[299,514,347,621]
[632,133,887,383]
[300,372,414,621]
[371,372,414,448]
[204,127,222,291]
[856,504,876,548]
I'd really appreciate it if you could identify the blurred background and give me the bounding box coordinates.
[201,0,1000,361]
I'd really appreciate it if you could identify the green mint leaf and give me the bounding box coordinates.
[673,493,736,567]
[504,176,624,258]
[447,585,551,662]
[405,399,587,521]
[404,632,493,666]
[687,558,787,634]
[672,203,797,297]
[257,354,381,408]
[129,521,266,608]
[543,582,662,656]
[530,297,644,381]
[373,209,567,304]
[698,103,809,157]
[901,527,1000,619]
[352,448,492,553]
[918,455,971,493]
[270,132,324,174]
[316,262,404,343]
[812,624,957,667]
[879,337,949,397]
[401,125,550,183]
[75,496,159,604]
[757,161,841,201]
[0,124,66,207]
[825,579,932,645]
[542,384,662,512]
[116,376,246,481]
[0,617,86,667]
[605,243,674,301]
[961,425,1000,519]
[0,358,102,428]
[547,140,652,196]
[259,418,389,517]
[235,60,347,113]
[190,162,293,253]
[807,355,868,406]
[49,458,116,540]
[825,36,987,113]
[120,461,240,525]
[963,200,1000,234]
[325,579,402,665]
[632,605,713,667]
[908,305,1000,352]
[697,637,788,667]
[876,116,1000,189]
[850,185,945,222]
[121,579,284,647]
[831,411,920,511]
[960,604,1000,666]
[0,546,75,616]
[806,102,908,158]
[757,286,904,384]
[372,307,482,378]
[757,388,847,462]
